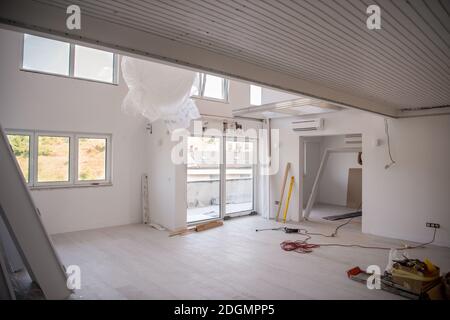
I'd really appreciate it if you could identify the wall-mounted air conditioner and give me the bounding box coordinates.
[344,134,362,146]
[291,118,324,132]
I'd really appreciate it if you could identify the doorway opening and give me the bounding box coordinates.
[301,134,362,223]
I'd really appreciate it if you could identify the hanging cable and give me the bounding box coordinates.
[384,118,396,169]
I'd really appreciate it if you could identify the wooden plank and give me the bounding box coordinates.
[168,227,196,237]
[347,168,362,209]
[195,220,224,232]
[282,176,295,223]
[275,162,290,221]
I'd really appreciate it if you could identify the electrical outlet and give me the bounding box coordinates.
[426,222,440,229]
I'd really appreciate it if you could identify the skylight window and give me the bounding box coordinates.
[250,85,262,106]
[22,34,70,76]
[191,73,229,102]
[22,34,117,84]
[74,45,114,83]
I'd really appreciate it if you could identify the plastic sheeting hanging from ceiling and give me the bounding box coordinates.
[121,56,200,131]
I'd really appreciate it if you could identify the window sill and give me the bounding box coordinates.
[191,95,229,104]
[29,182,113,191]
[20,68,119,86]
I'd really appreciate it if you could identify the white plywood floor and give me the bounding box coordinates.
[52,215,450,300]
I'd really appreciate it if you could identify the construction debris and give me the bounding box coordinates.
[169,220,224,237]
[390,257,441,294]
[194,220,223,232]
[347,257,448,300]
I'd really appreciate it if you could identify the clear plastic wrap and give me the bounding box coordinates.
[121,56,200,131]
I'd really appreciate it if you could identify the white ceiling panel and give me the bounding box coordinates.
[0,0,449,116]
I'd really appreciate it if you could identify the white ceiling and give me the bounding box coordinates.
[1,0,449,115]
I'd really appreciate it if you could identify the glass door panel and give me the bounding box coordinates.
[186,136,221,223]
[225,138,256,215]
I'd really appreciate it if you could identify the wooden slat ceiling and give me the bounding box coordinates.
[6,0,450,112]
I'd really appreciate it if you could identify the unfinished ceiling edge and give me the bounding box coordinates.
[0,0,400,118]
[397,106,450,118]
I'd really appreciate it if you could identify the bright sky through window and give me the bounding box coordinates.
[74,45,114,83]
[23,34,70,75]
[250,85,262,106]
[203,74,226,100]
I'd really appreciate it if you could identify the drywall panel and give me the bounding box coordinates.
[347,168,362,209]
[271,110,450,247]
[0,210,24,272]
[0,125,71,299]
[0,29,147,234]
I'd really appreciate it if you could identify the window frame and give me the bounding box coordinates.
[35,131,74,187]
[21,34,119,85]
[191,73,229,103]
[5,129,113,189]
[74,133,112,185]
[6,129,34,186]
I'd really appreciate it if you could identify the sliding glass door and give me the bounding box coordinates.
[186,136,221,223]
[225,138,256,216]
[186,135,256,223]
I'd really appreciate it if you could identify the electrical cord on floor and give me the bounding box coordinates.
[281,227,438,254]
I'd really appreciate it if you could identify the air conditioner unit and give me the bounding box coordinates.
[344,134,362,146]
[291,118,324,132]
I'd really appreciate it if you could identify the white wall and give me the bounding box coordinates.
[271,110,450,247]
[261,87,300,105]
[0,29,147,234]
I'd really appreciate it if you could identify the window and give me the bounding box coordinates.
[77,137,107,181]
[7,133,31,183]
[37,135,70,183]
[22,34,117,84]
[74,45,114,83]
[6,130,111,188]
[191,73,229,102]
[22,34,70,76]
[250,85,262,106]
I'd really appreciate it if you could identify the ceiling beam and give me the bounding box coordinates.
[0,0,399,117]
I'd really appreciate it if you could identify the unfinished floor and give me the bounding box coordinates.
[52,215,450,300]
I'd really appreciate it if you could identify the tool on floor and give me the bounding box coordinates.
[282,176,295,223]
[275,162,291,221]
[347,258,446,300]
[256,227,302,233]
